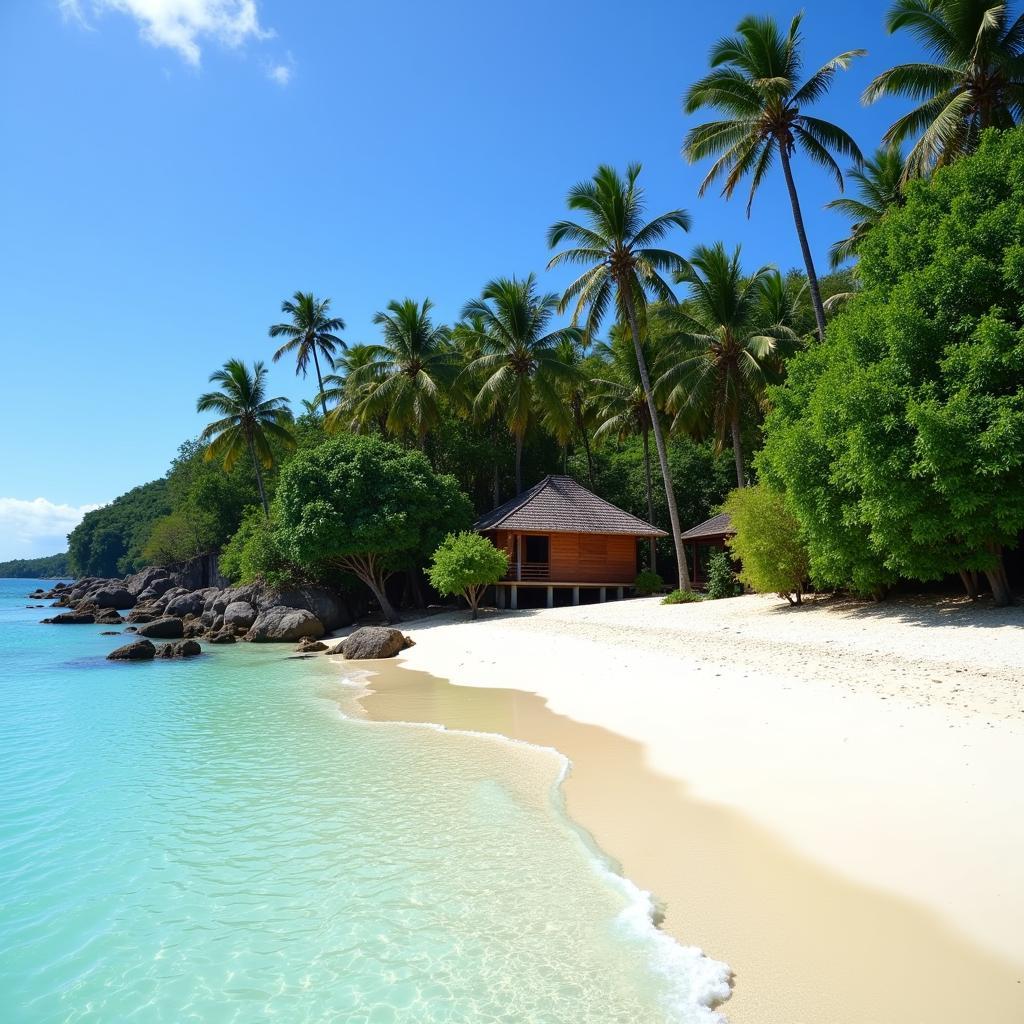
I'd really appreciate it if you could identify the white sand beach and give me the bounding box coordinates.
[331,593,1024,1023]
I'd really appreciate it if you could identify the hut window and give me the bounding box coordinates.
[524,536,549,564]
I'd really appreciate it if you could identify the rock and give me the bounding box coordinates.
[95,610,125,625]
[126,607,158,624]
[295,636,328,653]
[136,577,175,603]
[223,601,257,630]
[90,586,136,609]
[259,585,351,631]
[100,630,121,635]
[246,607,325,643]
[124,567,171,597]
[164,590,208,618]
[208,630,236,644]
[211,614,224,633]
[124,626,138,633]
[156,639,202,659]
[336,626,413,660]
[42,611,95,625]
[106,639,156,661]
[28,588,46,599]
[183,619,207,638]
[136,616,185,639]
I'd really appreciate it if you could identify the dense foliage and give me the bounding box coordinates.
[427,533,509,619]
[632,570,664,596]
[759,128,1024,604]
[723,484,810,604]
[0,552,72,579]
[705,550,741,600]
[274,434,472,621]
[68,479,170,577]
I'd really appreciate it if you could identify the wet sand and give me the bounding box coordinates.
[354,658,1023,1024]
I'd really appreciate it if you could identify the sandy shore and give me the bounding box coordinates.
[326,593,1024,1023]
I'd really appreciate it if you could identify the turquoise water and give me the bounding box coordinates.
[0,579,728,1023]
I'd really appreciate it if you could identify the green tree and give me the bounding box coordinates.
[683,12,864,339]
[826,146,908,267]
[275,434,473,622]
[196,359,295,516]
[759,127,1024,605]
[460,274,581,493]
[723,484,809,604]
[219,506,297,587]
[319,344,385,435]
[427,532,509,619]
[547,163,694,590]
[863,0,1024,178]
[342,299,454,448]
[270,291,346,417]
[656,243,800,488]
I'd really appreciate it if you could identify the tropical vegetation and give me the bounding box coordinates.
[62,5,1023,612]
[427,532,509,620]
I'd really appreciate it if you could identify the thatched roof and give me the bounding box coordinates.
[680,513,734,541]
[475,475,667,538]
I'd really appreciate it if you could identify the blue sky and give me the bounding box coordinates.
[0,0,919,559]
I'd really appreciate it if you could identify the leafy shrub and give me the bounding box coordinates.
[428,533,509,619]
[661,588,704,604]
[723,485,809,605]
[705,549,741,600]
[633,569,664,595]
[218,507,297,587]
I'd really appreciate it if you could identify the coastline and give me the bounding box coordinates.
[325,594,1024,1024]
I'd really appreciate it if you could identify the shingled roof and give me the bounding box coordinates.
[680,513,734,541]
[474,475,667,537]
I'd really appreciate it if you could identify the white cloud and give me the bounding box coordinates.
[266,50,294,86]
[60,0,271,66]
[0,498,103,560]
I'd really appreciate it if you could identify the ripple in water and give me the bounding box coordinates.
[0,580,730,1022]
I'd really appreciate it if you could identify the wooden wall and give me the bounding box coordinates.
[488,530,638,584]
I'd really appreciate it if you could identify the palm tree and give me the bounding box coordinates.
[346,299,454,448]
[826,146,908,267]
[319,344,385,434]
[863,0,1024,178]
[196,359,294,515]
[269,292,346,416]
[545,336,597,487]
[683,12,865,340]
[656,243,800,488]
[591,329,663,570]
[547,162,694,591]
[460,275,581,494]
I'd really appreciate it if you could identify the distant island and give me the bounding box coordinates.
[0,552,72,579]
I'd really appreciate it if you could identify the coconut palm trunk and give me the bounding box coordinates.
[779,145,828,340]
[730,412,746,488]
[311,349,328,417]
[622,288,690,591]
[245,428,269,515]
[641,426,656,572]
[514,431,524,494]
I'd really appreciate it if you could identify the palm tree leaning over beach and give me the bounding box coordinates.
[656,243,800,488]
[347,298,454,449]
[863,0,1024,179]
[459,274,581,494]
[826,146,908,268]
[196,359,295,515]
[547,162,693,591]
[591,327,664,571]
[269,291,346,417]
[683,12,864,340]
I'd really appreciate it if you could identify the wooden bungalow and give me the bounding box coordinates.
[474,475,667,608]
[680,513,735,589]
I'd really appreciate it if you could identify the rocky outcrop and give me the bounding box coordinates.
[164,590,212,618]
[106,638,156,661]
[90,586,136,609]
[246,607,325,643]
[335,626,413,660]
[223,601,257,630]
[126,608,158,624]
[259,585,350,631]
[156,639,202,658]
[295,636,328,653]
[208,630,236,644]
[94,610,125,625]
[42,611,95,625]
[136,617,185,639]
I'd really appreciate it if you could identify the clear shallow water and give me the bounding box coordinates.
[0,579,728,1023]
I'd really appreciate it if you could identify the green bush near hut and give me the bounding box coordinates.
[705,550,741,600]
[723,485,809,606]
[633,570,664,596]
[428,533,509,620]
[661,588,704,605]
